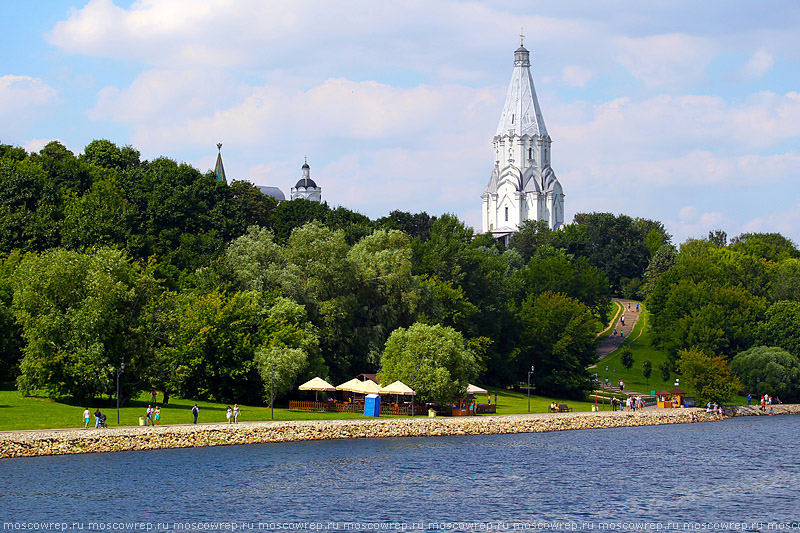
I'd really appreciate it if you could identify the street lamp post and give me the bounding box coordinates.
[411,364,420,417]
[116,359,125,425]
[604,365,608,410]
[271,363,276,420]
[527,365,535,413]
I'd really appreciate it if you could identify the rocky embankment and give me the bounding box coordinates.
[2,405,796,459]
[726,404,800,416]
[1,408,721,459]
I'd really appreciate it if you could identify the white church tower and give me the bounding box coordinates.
[482,36,564,243]
[290,157,322,202]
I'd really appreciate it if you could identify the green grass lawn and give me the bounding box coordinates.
[0,383,607,431]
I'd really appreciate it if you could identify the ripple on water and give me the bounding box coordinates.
[0,416,798,525]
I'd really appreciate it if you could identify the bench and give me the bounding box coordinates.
[557,404,572,412]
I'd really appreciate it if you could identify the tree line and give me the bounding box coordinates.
[1,140,797,405]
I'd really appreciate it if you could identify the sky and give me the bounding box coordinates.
[2,0,800,245]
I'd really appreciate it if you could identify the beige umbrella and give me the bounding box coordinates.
[336,378,364,393]
[299,377,336,392]
[353,379,384,395]
[298,377,336,401]
[466,384,488,395]
[381,380,415,396]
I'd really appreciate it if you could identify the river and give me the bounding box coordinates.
[1,415,797,531]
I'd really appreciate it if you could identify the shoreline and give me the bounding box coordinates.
[1,405,797,459]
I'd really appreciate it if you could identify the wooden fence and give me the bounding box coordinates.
[288,400,496,416]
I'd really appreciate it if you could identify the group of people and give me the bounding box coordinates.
[225,404,241,423]
[83,408,107,429]
[145,404,161,425]
[748,394,781,412]
[611,396,644,411]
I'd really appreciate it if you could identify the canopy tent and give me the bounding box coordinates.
[381,380,415,396]
[466,384,488,395]
[298,377,337,401]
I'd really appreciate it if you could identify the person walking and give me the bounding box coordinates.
[233,404,240,423]
[226,406,232,424]
[94,408,102,428]
[191,404,199,424]
[146,404,154,426]
[154,406,161,425]
[83,408,91,429]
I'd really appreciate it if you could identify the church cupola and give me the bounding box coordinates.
[290,157,322,202]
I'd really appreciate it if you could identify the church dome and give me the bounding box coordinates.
[295,177,317,189]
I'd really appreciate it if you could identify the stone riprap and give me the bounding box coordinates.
[0,409,710,459]
[1,405,796,459]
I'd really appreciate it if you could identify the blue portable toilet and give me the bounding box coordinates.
[364,394,381,417]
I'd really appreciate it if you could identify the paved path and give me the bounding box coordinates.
[596,298,642,361]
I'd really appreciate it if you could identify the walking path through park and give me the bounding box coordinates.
[596,298,641,361]
[590,298,644,397]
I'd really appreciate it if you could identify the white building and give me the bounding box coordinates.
[290,158,322,202]
[481,39,564,244]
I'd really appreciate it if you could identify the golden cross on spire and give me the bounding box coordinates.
[217,143,222,151]
[520,27,525,46]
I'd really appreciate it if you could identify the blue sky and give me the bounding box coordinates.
[2,1,799,245]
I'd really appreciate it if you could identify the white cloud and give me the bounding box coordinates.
[91,69,500,153]
[741,201,800,240]
[616,34,717,88]
[740,48,774,79]
[669,207,732,243]
[22,139,59,154]
[0,76,58,137]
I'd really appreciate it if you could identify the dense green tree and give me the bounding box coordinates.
[31,141,100,194]
[731,346,800,401]
[771,259,800,302]
[377,210,436,241]
[62,177,135,249]
[620,348,634,375]
[759,301,800,357]
[729,232,799,262]
[11,248,161,403]
[677,348,741,404]
[642,361,652,387]
[552,212,652,293]
[513,292,599,398]
[707,229,727,247]
[254,296,322,399]
[80,139,140,171]
[0,157,63,253]
[639,244,677,299]
[228,180,278,231]
[270,199,331,242]
[659,361,671,383]
[347,229,417,365]
[225,225,285,293]
[377,322,478,404]
[508,219,553,263]
[508,249,611,320]
[0,251,23,381]
[649,279,766,359]
[163,290,266,403]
